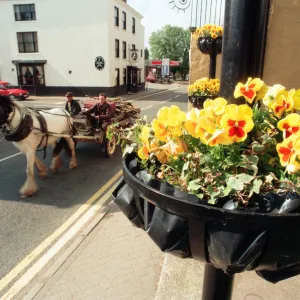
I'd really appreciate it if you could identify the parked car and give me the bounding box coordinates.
[0,81,29,100]
[146,73,156,83]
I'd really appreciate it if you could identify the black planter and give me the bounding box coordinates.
[188,95,218,109]
[113,154,300,299]
[197,36,223,55]
[197,36,222,79]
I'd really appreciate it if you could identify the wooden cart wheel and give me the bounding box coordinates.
[105,135,117,157]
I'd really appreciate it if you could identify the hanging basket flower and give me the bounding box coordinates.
[193,24,223,55]
[188,78,220,108]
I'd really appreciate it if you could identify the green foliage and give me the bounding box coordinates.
[149,25,190,78]
[144,47,150,60]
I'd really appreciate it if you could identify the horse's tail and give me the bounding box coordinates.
[53,138,72,157]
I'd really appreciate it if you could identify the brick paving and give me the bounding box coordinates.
[35,203,164,300]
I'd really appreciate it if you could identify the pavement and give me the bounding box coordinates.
[23,202,164,300]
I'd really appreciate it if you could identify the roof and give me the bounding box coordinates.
[116,0,143,19]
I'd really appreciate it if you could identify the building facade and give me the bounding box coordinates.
[0,0,145,96]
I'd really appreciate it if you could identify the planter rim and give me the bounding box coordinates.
[122,154,300,222]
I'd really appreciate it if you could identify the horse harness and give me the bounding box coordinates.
[2,104,49,159]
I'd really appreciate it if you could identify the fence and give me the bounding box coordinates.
[189,0,225,28]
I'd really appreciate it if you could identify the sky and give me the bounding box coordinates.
[127,0,225,48]
[127,0,191,48]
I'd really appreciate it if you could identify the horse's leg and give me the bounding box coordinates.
[20,150,38,198]
[50,142,63,174]
[65,138,78,169]
[35,157,48,179]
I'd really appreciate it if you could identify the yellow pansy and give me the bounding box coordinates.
[276,135,300,167]
[137,126,151,160]
[159,139,187,160]
[292,89,300,110]
[203,97,227,120]
[234,77,264,104]
[277,113,300,139]
[156,105,186,127]
[263,84,286,108]
[272,91,294,118]
[207,130,234,147]
[220,104,254,143]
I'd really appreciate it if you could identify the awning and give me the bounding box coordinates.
[12,60,47,65]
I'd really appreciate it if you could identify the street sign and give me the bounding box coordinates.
[161,58,170,76]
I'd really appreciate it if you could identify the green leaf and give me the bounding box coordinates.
[249,179,263,198]
[236,173,254,184]
[207,186,221,205]
[227,173,254,191]
[188,179,201,191]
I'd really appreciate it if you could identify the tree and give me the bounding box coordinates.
[144,47,150,60]
[149,25,190,79]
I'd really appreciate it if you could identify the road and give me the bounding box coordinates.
[0,86,188,295]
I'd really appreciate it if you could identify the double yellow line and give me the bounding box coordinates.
[0,170,122,295]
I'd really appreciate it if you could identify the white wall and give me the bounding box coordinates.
[0,0,144,88]
[109,0,145,86]
[0,0,110,87]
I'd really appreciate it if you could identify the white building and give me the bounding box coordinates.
[0,0,145,96]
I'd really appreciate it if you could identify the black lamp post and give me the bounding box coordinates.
[219,0,271,103]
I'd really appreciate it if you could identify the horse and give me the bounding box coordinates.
[0,95,78,198]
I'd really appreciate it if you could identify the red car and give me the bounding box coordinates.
[0,81,29,100]
[146,73,156,83]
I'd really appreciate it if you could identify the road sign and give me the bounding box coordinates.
[161,58,170,76]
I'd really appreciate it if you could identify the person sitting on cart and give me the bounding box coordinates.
[81,93,114,130]
[65,92,82,116]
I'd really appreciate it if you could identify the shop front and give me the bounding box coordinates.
[12,60,47,95]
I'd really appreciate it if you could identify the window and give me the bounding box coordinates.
[141,49,143,58]
[132,44,136,50]
[14,4,36,21]
[122,11,126,30]
[123,41,127,59]
[132,17,136,34]
[19,65,45,85]
[17,32,38,53]
[123,68,127,85]
[115,39,120,58]
[114,6,119,26]
[115,68,120,86]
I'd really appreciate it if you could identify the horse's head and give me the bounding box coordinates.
[0,95,13,126]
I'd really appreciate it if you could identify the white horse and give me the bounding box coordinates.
[0,95,78,198]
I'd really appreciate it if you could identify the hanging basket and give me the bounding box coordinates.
[113,154,300,283]
[188,95,218,109]
[197,36,223,55]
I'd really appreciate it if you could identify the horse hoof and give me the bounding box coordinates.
[69,163,78,169]
[20,193,34,199]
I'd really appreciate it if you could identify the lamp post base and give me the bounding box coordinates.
[202,265,234,300]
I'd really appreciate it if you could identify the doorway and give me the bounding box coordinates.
[127,66,137,93]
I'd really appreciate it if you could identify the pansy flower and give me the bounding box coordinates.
[137,126,151,159]
[276,135,300,167]
[153,106,186,141]
[159,139,187,160]
[207,130,234,146]
[277,113,300,139]
[220,104,254,142]
[272,91,294,118]
[234,77,264,104]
